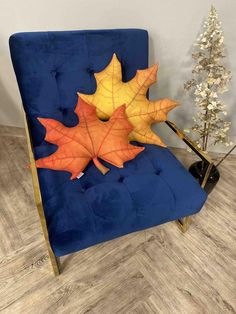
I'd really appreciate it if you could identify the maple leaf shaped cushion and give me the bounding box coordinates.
[35,98,144,179]
[78,54,178,147]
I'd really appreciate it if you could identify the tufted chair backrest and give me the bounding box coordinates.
[9,29,148,146]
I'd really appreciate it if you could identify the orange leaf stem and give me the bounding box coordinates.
[93,157,110,174]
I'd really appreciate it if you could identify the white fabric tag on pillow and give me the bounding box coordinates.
[77,172,84,180]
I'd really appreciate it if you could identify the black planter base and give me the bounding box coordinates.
[189,161,220,194]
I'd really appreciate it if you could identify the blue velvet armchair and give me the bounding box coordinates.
[9,29,213,275]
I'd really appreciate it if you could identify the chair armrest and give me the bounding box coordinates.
[165,120,214,188]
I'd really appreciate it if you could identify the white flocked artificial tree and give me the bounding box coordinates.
[184,5,232,152]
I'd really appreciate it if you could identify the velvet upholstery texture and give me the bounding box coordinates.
[9,29,207,257]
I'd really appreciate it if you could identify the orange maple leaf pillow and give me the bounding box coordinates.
[79,54,178,147]
[35,98,144,179]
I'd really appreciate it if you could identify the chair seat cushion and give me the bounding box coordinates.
[34,143,207,257]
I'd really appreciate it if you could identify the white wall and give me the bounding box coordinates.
[0,0,235,153]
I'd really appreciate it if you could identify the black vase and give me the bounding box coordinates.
[189,161,220,194]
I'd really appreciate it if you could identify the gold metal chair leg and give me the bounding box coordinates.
[48,248,60,276]
[176,216,191,233]
[24,113,61,276]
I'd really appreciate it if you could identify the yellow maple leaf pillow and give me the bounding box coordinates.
[78,54,178,147]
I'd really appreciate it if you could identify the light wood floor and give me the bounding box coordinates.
[0,125,235,314]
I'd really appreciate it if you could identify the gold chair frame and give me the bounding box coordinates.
[165,121,213,233]
[24,114,213,275]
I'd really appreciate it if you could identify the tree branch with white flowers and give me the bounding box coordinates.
[184,5,233,152]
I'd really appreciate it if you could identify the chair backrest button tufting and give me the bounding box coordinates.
[51,70,57,77]
[118,176,124,182]
[86,68,94,74]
